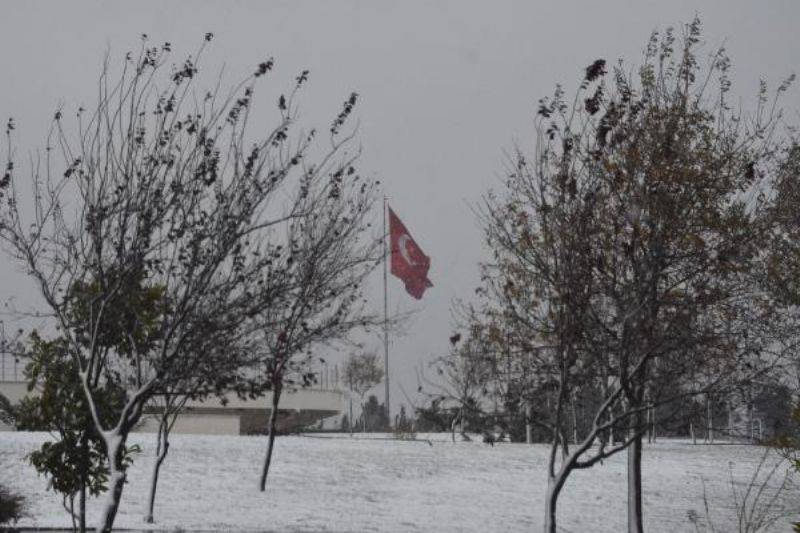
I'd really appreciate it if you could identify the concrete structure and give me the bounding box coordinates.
[0,380,29,431]
[0,379,344,435]
[0,380,28,405]
[137,388,345,435]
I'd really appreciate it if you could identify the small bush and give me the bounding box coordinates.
[0,483,25,524]
[393,426,417,441]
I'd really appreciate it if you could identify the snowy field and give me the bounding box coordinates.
[2,431,798,532]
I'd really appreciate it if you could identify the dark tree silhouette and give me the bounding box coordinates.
[475,18,795,533]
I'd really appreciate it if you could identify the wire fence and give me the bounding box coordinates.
[314,363,341,391]
[0,350,24,382]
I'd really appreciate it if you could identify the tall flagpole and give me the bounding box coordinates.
[383,196,390,426]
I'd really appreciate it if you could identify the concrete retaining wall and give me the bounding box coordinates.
[0,380,344,435]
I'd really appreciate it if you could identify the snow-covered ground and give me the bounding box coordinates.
[2,431,798,532]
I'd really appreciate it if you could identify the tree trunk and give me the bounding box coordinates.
[96,433,127,533]
[544,423,573,533]
[362,399,368,432]
[571,400,578,444]
[544,473,567,533]
[706,394,713,443]
[259,383,282,491]
[145,416,170,523]
[604,374,615,444]
[525,401,532,444]
[627,429,644,533]
[68,494,76,533]
[651,408,656,443]
[79,433,87,533]
[79,482,86,533]
[727,401,733,440]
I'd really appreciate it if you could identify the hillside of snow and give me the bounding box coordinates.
[2,432,798,531]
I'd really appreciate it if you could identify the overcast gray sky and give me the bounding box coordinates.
[1,0,798,415]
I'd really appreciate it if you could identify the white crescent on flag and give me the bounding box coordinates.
[398,234,417,267]
[388,206,432,300]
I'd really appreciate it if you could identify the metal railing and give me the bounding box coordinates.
[314,363,342,391]
[1,352,345,388]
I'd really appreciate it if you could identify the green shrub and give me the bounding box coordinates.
[0,483,25,524]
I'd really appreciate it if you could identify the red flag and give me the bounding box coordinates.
[389,207,433,300]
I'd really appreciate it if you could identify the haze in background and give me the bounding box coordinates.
[0,0,797,416]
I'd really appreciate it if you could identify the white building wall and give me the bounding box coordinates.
[0,380,343,435]
[0,381,28,431]
[136,413,242,435]
[0,381,28,404]
[183,388,344,412]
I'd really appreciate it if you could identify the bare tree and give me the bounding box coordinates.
[255,163,383,491]
[689,449,798,533]
[143,392,182,524]
[344,351,384,432]
[0,35,370,532]
[418,329,493,442]
[480,98,602,533]
[144,332,257,523]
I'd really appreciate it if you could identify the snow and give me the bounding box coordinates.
[2,432,798,532]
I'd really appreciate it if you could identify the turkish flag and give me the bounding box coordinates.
[389,207,433,300]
